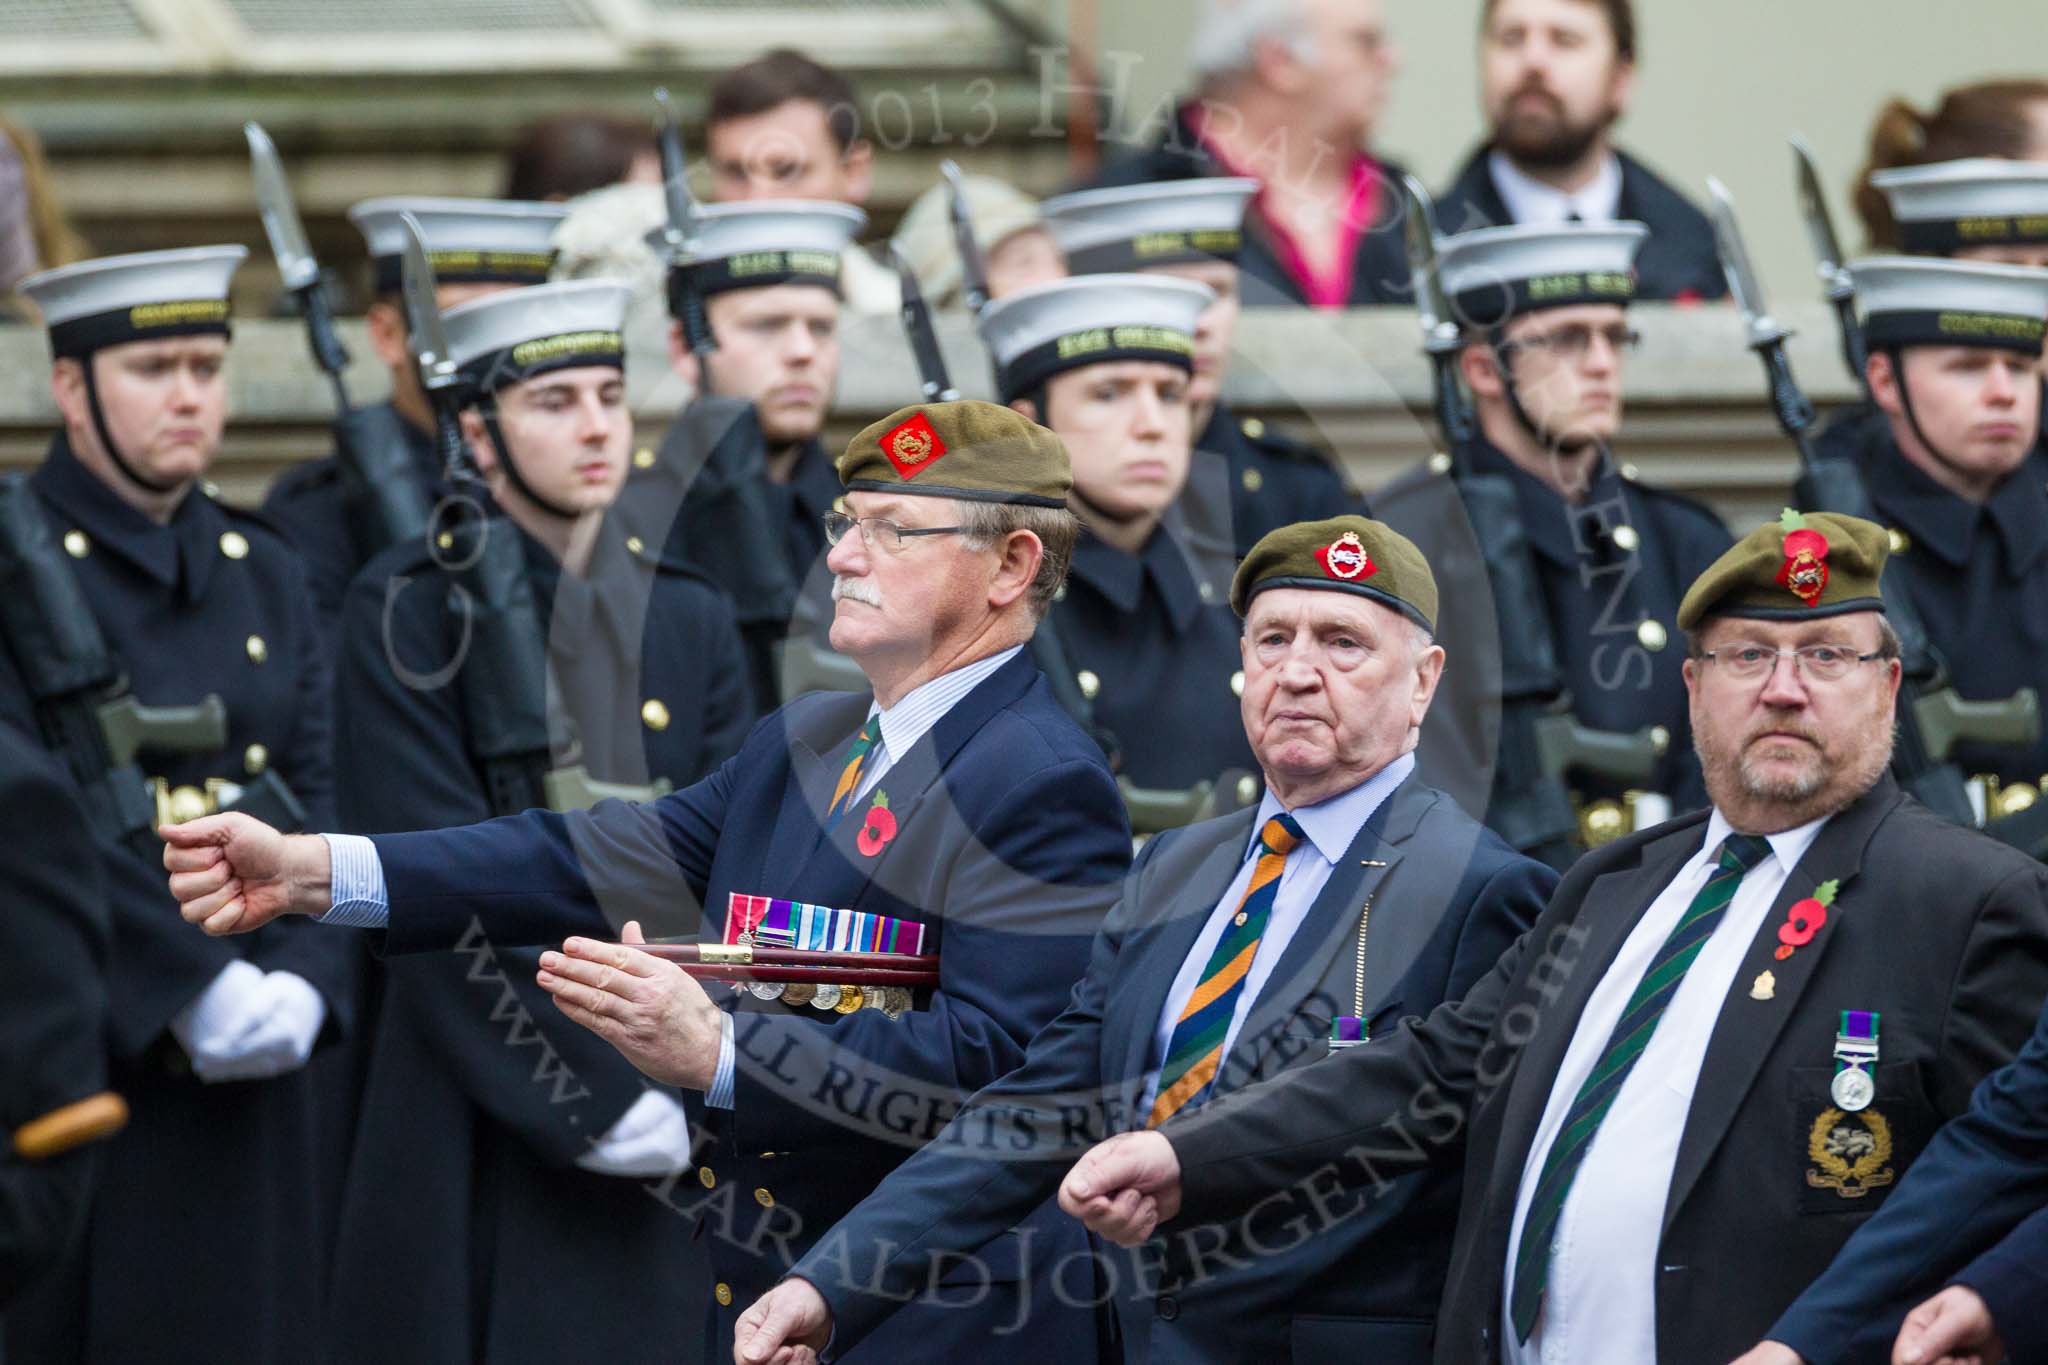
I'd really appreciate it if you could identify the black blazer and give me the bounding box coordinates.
[1436,145,1729,304]
[1168,777,2048,1364]
[789,776,1554,1365]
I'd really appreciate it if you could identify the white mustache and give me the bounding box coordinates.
[831,575,883,608]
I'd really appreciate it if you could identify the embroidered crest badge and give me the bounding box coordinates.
[1805,1107,1896,1199]
[881,412,947,480]
[1775,508,1831,607]
[1316,530,1376,581]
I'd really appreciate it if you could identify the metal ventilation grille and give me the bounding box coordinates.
[0,0,146,37]
[221,0,596,34]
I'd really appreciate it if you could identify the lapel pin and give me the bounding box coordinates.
[1360,859,1388,867]
[1751,970,1776,1001]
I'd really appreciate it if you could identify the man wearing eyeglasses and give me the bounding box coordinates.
[1057,510,2048,1365]
[1373,220,1731,858]
[158,400,1134,1363]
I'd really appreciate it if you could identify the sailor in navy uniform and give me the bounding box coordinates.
[1040,178,1363,557]
[2,247,352,1365]
[979,273,1262,798]
[618,200,867,709]
[261,196,567,648]
[1372,222,1731,850]
[322,280,752,1365]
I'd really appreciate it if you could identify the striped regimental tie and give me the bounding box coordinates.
[1508,832,1773,1342]
[1148,814,1307,1127]
[823,715,883,830]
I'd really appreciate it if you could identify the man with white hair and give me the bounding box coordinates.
[1084,0,1414,309]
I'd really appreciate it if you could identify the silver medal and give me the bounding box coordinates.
[748,981,783,1001]
[810,984,842,1011]
[1830,1067,1874,1112]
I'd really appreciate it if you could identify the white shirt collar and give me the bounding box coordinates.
[1488,147,1625,226]
[1698,805,1833,881]
[866,645,1023,770]
[1250,751,1417,866]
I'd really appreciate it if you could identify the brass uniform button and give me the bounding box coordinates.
[1197,580,1217,604]
[753,1187,774,1208]
[1636,619,1668,652]
[218,531,250,560]
[1620,462,1641,482]
[1888,527,1911,555]
[626,535,645,555]
[1428,451,1453,476]
[633,447,656,470]
[1240,417,1266,440]
[1076,670,1100,701]
[436,531,455,551]
[1611,525,1641,553]
[714,1283,733,1307]
[244,743,269,776]
[167,784,211,825]
[697,1167,716,1189]
[642,699,671,731]
[1052,583,1068,603]
[1581,800,1627,847]
[63,529,90,558]
[1241,467,1264,493]
[1649,725,1671,756]
[1235,774,1259,805]
[200,479,222,499]
[1230,670,1245,698]
[245,635,268,665]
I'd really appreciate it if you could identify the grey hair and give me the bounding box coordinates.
[954,499,1080,620]
[1188,0,1314,86]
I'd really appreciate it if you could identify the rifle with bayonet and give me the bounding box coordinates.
[245,121,433,567]
[890,244,961,403]
[655,88,716,360]
[396,215,667,815]
[1398,173,1666,869]
[940,159,991,318]
[0,476,228,858]
[1790,136,1874,403]
[1706,178,2038,831]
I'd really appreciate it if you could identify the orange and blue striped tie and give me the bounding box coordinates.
[824,716,883,828]
[1148,814,1306,1127]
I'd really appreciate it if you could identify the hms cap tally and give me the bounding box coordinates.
[348,196,570,293]
[443,279,633,394]
[19,245,247,359]
[1871,158,2048,254]
[975,272,1213,403]
[649,199,867,309]
[1039,177,1259,273]
[1849,255,2048,354]
[1436,220,1650,329]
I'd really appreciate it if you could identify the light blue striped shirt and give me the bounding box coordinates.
[316,645,1028,1109]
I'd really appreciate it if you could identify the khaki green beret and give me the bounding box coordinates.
[1231,515,1439,633]
[1676,509,1890,631]
[837,400,1071,509]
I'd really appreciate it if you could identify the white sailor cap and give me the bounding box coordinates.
[651,200,867,306]
[976,273,1213,402]
[1871,159,2048,254]
[444,279,632,393]
[1850,255,2048,355]
[1437,221,1648,329]
[348,196,569,291]
[20,245,247,359]
[1040,177,1259,274]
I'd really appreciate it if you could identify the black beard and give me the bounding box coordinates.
[1495,100,1615,172]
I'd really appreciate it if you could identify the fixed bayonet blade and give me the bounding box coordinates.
[1706,177,1789,350]
[397,212,458,393]
[244,121,320,292]
[890,245,959,403]
[653,87,695,249]
[1790,134,1854,302]
[940,160,990,317]
[1398,173,1460,355]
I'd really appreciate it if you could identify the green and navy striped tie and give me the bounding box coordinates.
[1508,832,1773,1342]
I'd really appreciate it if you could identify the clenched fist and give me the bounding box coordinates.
[1057,1130,1183,1246]
[162,813,331,935]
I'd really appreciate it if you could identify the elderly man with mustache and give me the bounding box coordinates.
[1059,512,2048,1365]
[159,400,1134,1363]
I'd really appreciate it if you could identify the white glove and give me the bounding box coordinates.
[575,1089,694,1178]
[170,963,326,1084]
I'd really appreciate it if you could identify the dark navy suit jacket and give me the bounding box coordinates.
[1770,995,2048,1365]
[365,648,1131,1362]
[787,776,1554,1365]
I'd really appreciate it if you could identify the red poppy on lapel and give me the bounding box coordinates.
[1775,878,1840,961]
[857,791,898,858]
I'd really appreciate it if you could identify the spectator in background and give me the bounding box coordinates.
[1084,0,1415,310]
[502,112,659,203]
[705,48,899,312]
[888,171,1062,310]
[1436,0,1726,303]
[0,117,88,316]
[1855,79,2048,249]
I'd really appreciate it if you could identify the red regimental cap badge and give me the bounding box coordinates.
[1316,530,1376,581]
[880,411,947,480]
[1775,509,1831,606]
